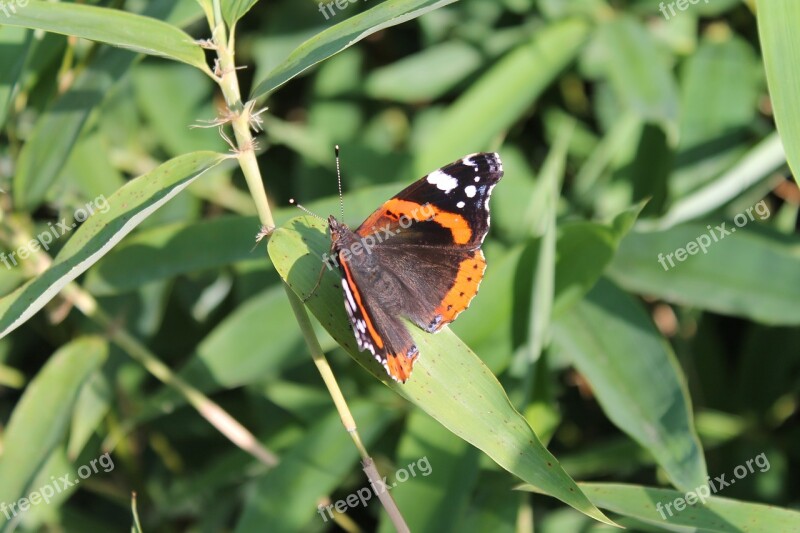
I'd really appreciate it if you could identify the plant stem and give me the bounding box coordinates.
[286,288,409,532]
[210,12,407,530]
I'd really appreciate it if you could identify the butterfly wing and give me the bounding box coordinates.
[357,152,503,249]
[355,152,502,333]
[335,232,419,382]
[333,152,503,383]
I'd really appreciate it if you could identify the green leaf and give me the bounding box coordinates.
[524,122,570,362]
[608,222,800,325]
[0,152,227,338]
[223,0,260,26]
[14,449,76,529]
[643,133,785,230]
[532,482,800,533]
[67,371,112,459]
[571,111,641,203]
[132,63,224,157]
[588,15,679,143]
[757,0,800,187]
[552,279,707,491]
[11,1,198,210]
[459,471,520,533]
[179,284,313,388]
[13,46,139,209]
[365,41,483,103]
[671,33,760,197]
[268,216,616,526]
[3,1,209,72]
[0,26,30,130]
[451,246,521,374]
[416,18,589,174]
[0,337,107,533]
[553,202,644,317]
[84,216,257,295]
[250,0,460,99]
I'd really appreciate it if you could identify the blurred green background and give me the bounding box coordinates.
[0,0,799,531]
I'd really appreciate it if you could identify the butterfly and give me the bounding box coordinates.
[319,152,503,383]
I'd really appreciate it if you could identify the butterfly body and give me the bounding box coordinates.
[327,153,503,382]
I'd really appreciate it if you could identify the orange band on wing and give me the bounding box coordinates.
[386,351,418,383]
[362,199,473,245]
[340,254,384,349]
[434,250,486,323]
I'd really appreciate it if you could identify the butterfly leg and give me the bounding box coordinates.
[303,262,327,302]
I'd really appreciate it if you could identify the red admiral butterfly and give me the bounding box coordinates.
[321,153,503,383]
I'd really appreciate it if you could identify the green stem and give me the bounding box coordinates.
[210,12,407,529]
[285,286,409,532]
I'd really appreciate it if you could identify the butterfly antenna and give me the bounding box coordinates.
[335,145,345,222]
[289,199,325,221]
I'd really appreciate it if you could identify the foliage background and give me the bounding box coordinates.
[0,0,799,531]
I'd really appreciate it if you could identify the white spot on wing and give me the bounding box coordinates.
[464,185,477,198]
[457,201,465,208]
[481,183,497,243]
[474,176,480,182]
[342,280,357,313]
[426,170,458,193]
[463,156,478,167]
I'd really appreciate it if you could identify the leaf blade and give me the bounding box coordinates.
[608,222,800,325]
[268,216,616,526]
[0,152,227,338]
[0,337,107,533]
[552,279,707,491]
[757,0,800,187]
[250,0,459,99]
[3,1,209,71]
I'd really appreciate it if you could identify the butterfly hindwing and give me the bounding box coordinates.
[338,246,419,382]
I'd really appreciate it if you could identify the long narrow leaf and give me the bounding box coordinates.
[552,279,707,492]
[13,46,138,209]
[268,216,616,526]
[0,152,227,338]
[0,337,107,533]
[250,0,459,99]
[608,222,800,325]
[757,0,800,187]
[544,482,799,533]
[3,1,209,72]
[416,18,589,173]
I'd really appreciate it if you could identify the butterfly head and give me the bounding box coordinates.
[328,215,352,252]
